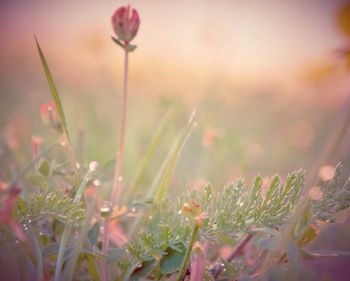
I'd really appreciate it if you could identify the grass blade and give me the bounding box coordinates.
[125,107,173,200]
[54,168,94,281]
[35,37,70,143]
[127,110,197,236]
[153,109,197,203]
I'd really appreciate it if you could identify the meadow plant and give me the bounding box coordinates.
[1,4,350,281]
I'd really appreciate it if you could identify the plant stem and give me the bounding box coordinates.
[211,234,253,278]
[101,219,110,281]
[54,170,92,281]
[111,48,129,205]
[102,47,129,281]
[227,234,253,262]
[28,226,43,281]
[176,224,200,281]
[54,224,72,281]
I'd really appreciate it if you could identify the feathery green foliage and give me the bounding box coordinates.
[15,192,86,227]
[312,163,350,222]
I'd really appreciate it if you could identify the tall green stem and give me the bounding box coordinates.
[176,224,199,281]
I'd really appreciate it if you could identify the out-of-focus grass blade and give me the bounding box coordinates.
[127,110,197,236]
[125,107,173,201]
[151,109,197,204]
[35,37,70,143]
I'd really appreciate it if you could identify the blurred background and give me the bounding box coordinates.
[2,0,350,183]
[2,0,350,279]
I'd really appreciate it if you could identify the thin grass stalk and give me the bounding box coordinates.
[125,107,173,201]
[62,220,90,281]
[176,223,199,281]
[28,226,43,281]
[127,113,196,237]
[54,170,93,281]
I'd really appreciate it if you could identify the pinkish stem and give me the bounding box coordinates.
[111,48,129,205]
[102,48,129,281]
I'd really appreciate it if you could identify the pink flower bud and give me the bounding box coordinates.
[40,101,62,133]
[111,5,140,44]
[40,101,57,124]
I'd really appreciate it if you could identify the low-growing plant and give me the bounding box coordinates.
[1,4,350,281]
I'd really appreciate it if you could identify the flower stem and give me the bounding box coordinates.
[176,224,200,281]
[111,48,129,205]
[211,234,253,278]
[102,47,129,281]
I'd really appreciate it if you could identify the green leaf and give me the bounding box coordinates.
[88,222,100,246]
[122,261,142,281]
[130,259,156,281]
[160,247,185,275]
[126,44,137,52]
[38,159,50,177]
[35,37,70,143]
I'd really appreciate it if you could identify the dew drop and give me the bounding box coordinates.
[178,210,183,215]
[93,179,102,186]
[118,176,123,182]
[100,201,113,218]
[76,162,81,169]
[131,208,136,212]
[148,215,153,219]
[89,161,99,172]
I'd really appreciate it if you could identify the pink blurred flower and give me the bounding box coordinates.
[40,101,62,133]
[318,165,335,181]
[201,127,223,147]
[111,5,140,45]
[0,186,26,241]
[40,101,57,124]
